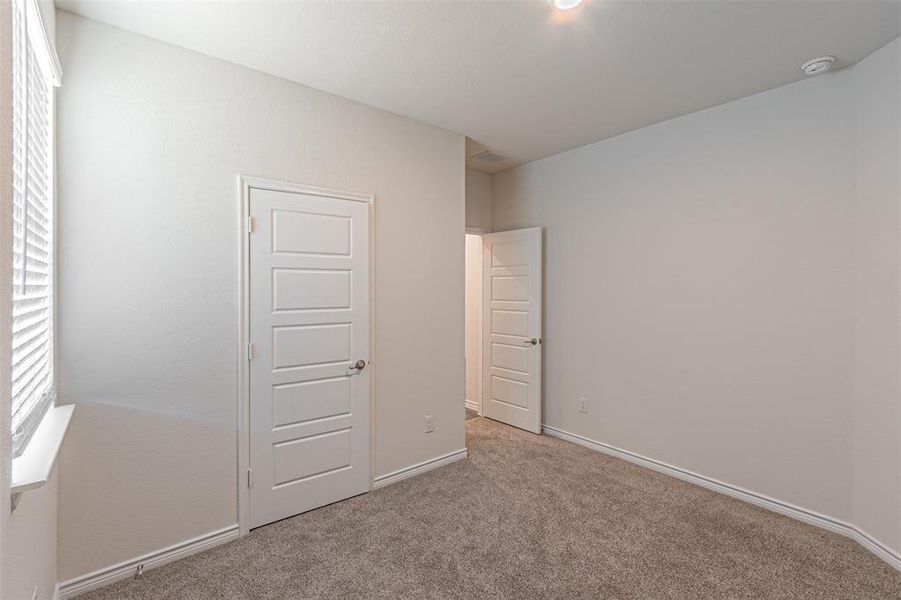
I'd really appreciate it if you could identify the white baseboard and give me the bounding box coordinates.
[373,448,468,490]
[56,524,240,599]
[850,526,901,571]
[54,428,898,598]
[542,424,901,572]
[56,449,467,597]
[464,399,479,412]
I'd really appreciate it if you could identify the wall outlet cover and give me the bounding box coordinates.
[425,415,435,433]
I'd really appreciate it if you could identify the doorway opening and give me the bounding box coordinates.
[464,231,484,420]
[464,227,543,434]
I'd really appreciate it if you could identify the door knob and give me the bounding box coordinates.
[350,360,366,371]
[523,338,540,346]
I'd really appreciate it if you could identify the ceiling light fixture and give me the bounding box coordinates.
[473,151,507,163]
[548,0,583,10]
[801,56,836,76]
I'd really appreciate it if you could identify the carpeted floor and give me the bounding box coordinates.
[80,417,901,599]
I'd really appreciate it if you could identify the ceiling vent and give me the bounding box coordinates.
[473,151,507,163]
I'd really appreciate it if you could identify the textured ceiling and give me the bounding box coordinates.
[58,0,901,172]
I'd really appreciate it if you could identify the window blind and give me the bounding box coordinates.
[11,0,58,458]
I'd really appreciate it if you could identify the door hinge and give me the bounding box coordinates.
[247,468,253,488]
[247,343,254,361]
[246,216,254,234]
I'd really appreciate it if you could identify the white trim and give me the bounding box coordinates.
[464,232,483,415]
[372,448,468,490]
[236,175,375,535]
[851,526,901,572]
[236,175,250,536]
[56,525,240,599]
[239,175,372,204]
[11,0,59,459]
[366,191,377,492]
[11,404,73,494]
[542,424,901,572]
[23,0,60,86]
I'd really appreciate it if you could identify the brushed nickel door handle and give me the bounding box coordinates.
[523,338,540,346]
[350,359,366,371]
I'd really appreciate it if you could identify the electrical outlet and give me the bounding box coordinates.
[579,397,588,414]
[424,415,435,433]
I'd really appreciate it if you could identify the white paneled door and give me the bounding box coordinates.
[248,184,371,530]
[482,228,542,434]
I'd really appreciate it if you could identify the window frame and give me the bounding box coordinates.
[10,0,60,459]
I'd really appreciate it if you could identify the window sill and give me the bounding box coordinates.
[11,404,75,494]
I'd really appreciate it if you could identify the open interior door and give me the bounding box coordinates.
[481,228,542,433]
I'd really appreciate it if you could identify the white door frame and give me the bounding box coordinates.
[464,229,484,415]
[236,174,375,536]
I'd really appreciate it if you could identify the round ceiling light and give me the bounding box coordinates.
[548,0,583,10]
[801,56,836,76]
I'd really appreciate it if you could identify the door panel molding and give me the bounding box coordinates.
[237,175,374,536]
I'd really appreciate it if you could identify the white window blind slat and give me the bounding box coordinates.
[11,0,57,458]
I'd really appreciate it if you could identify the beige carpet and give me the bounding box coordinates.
[80,417,900,599]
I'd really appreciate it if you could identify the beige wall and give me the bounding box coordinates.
[2,476,58,600]
[1,3,59,600]
[495,61,857,520]
[465,168,492,232]
[851,37,901,553]
[55,10,465,582]
[493,38,901,558]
